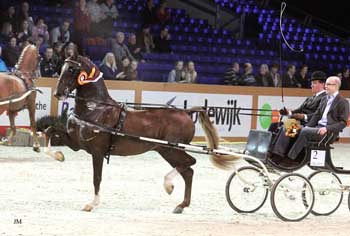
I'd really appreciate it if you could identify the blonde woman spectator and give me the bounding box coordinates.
[184,61,197,83]
[100,52,119,80]
[168,61,185,82]
[256,64,273,87]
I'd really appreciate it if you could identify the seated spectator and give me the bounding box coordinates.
[116,57,130,80]
[0,46,9,72]
[0,22,14,45]
[155,0,171,25]
[52,42,64,72]
[295,64,309,88]
[281,64,301,88]
[34,34,48,54]
[184,61,197,83]
[50,20,71,45]
[224,62,241,85]
[0,6,16,31]
[340,67,350,90]
[241,63,256,86]
[99,52,118,80]
[127,60,138,81]
[127,33,143,62]
[62,42,79,59]
[100,0,118,38]
[112,32,135,69]
[73,0,91,55]
[2,37,20,68]
[168,61,185,83]
[154,27,171,53]
[31,17,50,43]
[270,63,281,87]
[255,64,273,87]
[40,47,59,78]
[136,24,155,53]
[142,0,156,25]
[87,0,106,37]
[17,20,32,43]
[16,1,34,33]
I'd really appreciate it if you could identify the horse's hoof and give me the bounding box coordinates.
[33,146,40,152]
[82,204,93,212]
[164,183,174,195]
[173,206,184,214]
[54,151,65,162]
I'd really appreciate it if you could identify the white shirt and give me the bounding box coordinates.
[318,91,339,127]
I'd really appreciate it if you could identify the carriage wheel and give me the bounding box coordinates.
[271,173,314,221]
[308,171,343,216]
[225,166,269,213]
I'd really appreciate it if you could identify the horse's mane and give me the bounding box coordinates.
[15,44,37,72]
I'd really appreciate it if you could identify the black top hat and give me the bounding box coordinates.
[311,71,327,82]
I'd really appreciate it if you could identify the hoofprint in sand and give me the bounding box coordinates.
[1,144,350,236]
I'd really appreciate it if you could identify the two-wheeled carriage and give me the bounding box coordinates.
[225,128,350,221]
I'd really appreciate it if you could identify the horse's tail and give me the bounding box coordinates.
[191,107,242,170]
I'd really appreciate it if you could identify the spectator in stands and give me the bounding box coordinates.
[100,52,119,80]
[270,63,281,87]
[127,60,138,81]
[34,34,48,54]
[224,62,241,85]
[31,18,50,43]
[340,68,350,90]
[2,37,20,68]
[50,20,71,45]
[184,61,197,83]
[112,32,135,69]
[127,33,143,62]
[281,64,301,88]
[143,0,156,25]
[87,0,106,37]
[136,24,155,53]
[100,0,119,38]
[295,64,309,88]
[256,64,273,87]
[0,46,9,72]
[116,56,130,80]
[63,42,79,59]
[241,63,256,86]
[52,42,64,67]
[155,0,171,25]
[168,61,185,83]
[40,47,59,78]
[17,20,32,43]
[16,1,34,33]
[73,0,91,55]
[0,6,16,31]
[0,22,14,45]
[154,27,171,53]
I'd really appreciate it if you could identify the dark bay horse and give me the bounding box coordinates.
[45,55,241,213]
[0,44,41,151]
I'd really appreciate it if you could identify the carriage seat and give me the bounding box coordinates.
[244,130,272,161]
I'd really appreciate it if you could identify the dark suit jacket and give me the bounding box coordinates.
[307,93,349,135]
[292,91,326,122]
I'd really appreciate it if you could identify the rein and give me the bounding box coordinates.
[0,88,43,106]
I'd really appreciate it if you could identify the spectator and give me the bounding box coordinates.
[155,0,171,25]
[127,33,143,62]
[340,68,350,90]
[142,0,156,25]
[31,17,50,43]
[52,42,64,73]
[62,42,79,59]
[16,1,34,33]
[270,63,281,87]
[184,61,197,83]
[168,61,185,83]
[40,47,59,77]
[0,46,9,72]
[100,0,118,37]
[2,37,20,68]
[281,64,301,88]
[0,6,16,31]
[154,27,171,53]
[0,22,14,45]
[295,64,309,88]
[34,34,48,54]
[127,60,138,81]
[136,24,155,53]
[73,0,91,55]
[50,20,71,45]
[99,52,118,80]
[17,20,32,42]
[116,56,130,80]
[255,64,273,87]
[87,0,106,37]
[111,32,135,69]
[224,62,241,85]
[241,63,256,86]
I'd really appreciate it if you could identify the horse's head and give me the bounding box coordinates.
[15,44,39,75]
[55,55,102,100]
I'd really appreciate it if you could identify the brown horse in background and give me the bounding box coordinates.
[0,44,41,151]
[45,55,241,213]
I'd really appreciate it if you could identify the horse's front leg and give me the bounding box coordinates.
[7,111,16,146]
[45,126,80,151]
[83,153,104,212]
[28,104,40,152]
